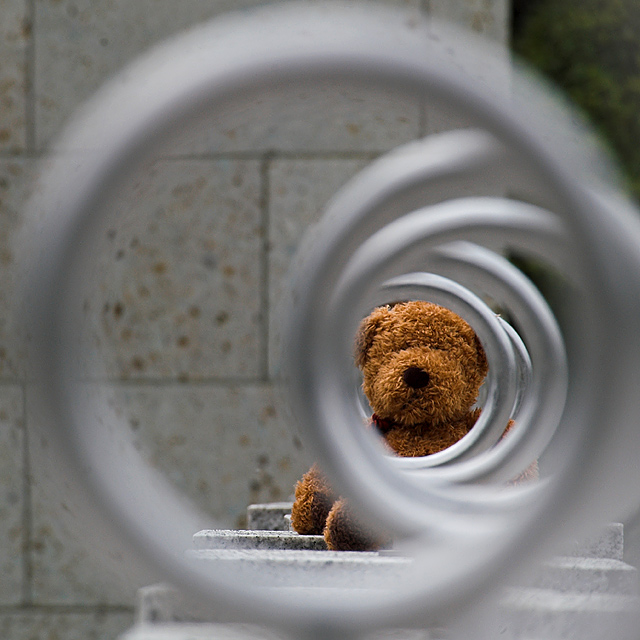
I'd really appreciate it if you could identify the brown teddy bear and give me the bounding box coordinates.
[291,300,494,551]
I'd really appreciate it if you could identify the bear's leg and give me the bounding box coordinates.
[290,463,337,535]
[324,498,391,551]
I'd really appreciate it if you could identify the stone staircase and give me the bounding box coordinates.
[492,521,639,639]
[126,504,640,640]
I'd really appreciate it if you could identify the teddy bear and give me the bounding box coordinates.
[290,300,499,551]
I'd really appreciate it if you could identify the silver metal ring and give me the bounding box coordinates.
[372,271,518,465]
[320,199,568,485]
[23,3,640,634]
[498,316,533,421]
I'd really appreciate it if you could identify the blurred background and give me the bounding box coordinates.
[0,0,638,638]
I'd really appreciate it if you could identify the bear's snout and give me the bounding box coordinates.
[403,366,430,389]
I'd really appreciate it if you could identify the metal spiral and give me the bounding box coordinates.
[22,2,640,637]
[317,193,569,482]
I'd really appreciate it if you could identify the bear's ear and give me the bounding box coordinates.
[354,305,391,369]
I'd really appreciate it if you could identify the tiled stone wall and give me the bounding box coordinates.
[0,1,507,638]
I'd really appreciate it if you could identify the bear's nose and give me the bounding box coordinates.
[403,366,430,389]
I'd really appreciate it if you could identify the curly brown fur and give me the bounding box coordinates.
[356,302,488,427]
[324,499,391,551]
[292,301,532,551]
[382,408,481,457]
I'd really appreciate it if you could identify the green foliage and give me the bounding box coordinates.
[513,0,640,199]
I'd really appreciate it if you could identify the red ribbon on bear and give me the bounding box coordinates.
[371,413,396,435]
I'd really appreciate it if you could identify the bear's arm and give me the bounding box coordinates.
[290,463,337,535]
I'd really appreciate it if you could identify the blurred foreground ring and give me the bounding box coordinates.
[23,2,640,635]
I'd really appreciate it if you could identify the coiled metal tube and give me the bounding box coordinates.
[22,3,640,635]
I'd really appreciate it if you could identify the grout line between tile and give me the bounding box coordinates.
[0,603,134,615]
[20,382,33,605]
[73,377,279,387]
[0,150,40,160]
[0,150,383,162]
[135,150,381,163]
[25,0,36,154]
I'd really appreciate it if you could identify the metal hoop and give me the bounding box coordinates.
[371,271,518,465]
[319,199,569,486]
[23,3,640,634]
[372,232,562,472]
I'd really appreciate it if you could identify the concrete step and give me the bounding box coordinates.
[133,506,640,639]
[136,584,202,625]
[244,504,626,560]
[186,547,640,599]
[565,523,624,561]
[533,556,638,595]
[135,580,640,639]
[124,616,442,640]
[191,524,638,595]
[136,555,640,638]
[497,587,640,640]
[193,529,326,551]
[246,502,293,532]
[186,548,410,590]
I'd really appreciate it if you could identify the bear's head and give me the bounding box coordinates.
[355,301,488,427]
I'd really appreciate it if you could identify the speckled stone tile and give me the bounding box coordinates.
[267,158,371,377]
[0,385,25,605]
[0,608,134,640]
[35,0,423,153]
[246,501,292,531]
[55,383,308,533]
[185,84,421,156]
[28,384,142,605]
[0,0,29,152]
[29,491,140,604]
[187,548,411,590]
[427,0,508,44]
[215,386,308,528]
[81,158,263,381]
[424,102,475,135]
[422,0,508,138]
[34,0,260,150]
[107,383,230,522]
[0,158,35,380]
[193,529,326,551]
[124,383,308,529]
